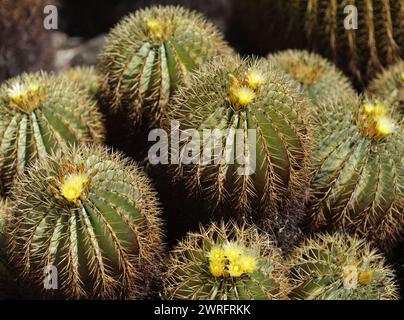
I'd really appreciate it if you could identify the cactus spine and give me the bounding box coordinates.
[308,96,403,248]
[165,56,311,228]
[0,72,105,196]
[288,233,399,300]
[267,50,356,106]
[366,60,404,114]
[164,221,289,300]
[99,5,232,127]
[7,145,164,299]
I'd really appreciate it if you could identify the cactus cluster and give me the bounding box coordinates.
[99,5,232,128]
[308,96,403,248]
[165,56,312,227]
[366,60,404,114]
[164,221,289,300]
[267,50,355,106]
[0,72,105,196]
[288,233,399,300]
[7,145,165,299]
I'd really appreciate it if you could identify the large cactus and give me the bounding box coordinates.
[164,56,311,228]
[164,221,289,300]
[99,5,232,127]
[308,96,403,248]
[271,0,404,85]
[0,72,105,196]
[288,233,399,300]
[7,144,165,299]
[366,60,404,114]
[267,50,356,106]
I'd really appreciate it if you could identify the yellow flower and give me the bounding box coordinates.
[400,72,404,82]
[232,87,256,107]
[208,246,225,263]
[363,102,375,115]
[239,255,257,274]
[209,260,224,277]
[358,270,374,285]
[375,116,395,137]
[223,242,242,261]
[372,103,388,116]
[228,260,244,277]
[146,19,161,34]
[60,174,87,202]
[246,69,265,90]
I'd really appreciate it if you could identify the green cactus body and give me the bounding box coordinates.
[7,145,164,299]
[0,72,105,196]
[366,60,404,114]
[60,66,100,99]
[288,233,399,300]
[274,0,404,85]
[99,5,232,127]
[267,50,356,106]
[308,96,403,248]
[164,221,289,300]
[165,56,311,221]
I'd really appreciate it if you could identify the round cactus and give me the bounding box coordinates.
[0,72,105,196]
[267,50,356,106]
[366,60,404,114]
[59,66,100,99]
[99,5,232,127]
[308,96,403,248]
[288,233,399,300]
[7,144,165,299]
[164,221,289,300]
[165,56,311,226]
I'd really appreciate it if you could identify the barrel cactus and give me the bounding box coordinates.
[288,233,399,300]
[60,66,100,99]
[164,56,311,227]
[7,144,165,299]
[269,0,404,85]
[366,60,404,114]
[164,221,289,300]
[308,96,403,248]
[99,5,232,127]
[0,72,105,196]
[267,50,355,106]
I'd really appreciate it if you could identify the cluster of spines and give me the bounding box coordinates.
[7,144,164,299]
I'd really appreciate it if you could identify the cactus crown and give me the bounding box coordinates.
[288,233,399,300]
[164,221,289,300]
[358,101,396,140]
[6,80,43,113]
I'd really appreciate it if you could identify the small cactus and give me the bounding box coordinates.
[267,50,356,106]
[165,56,311,226]
[366,60,404,114]
[7,144,165,299]
[0,72,105,196]
[164,221,289,300]
[99,5,232,127]
[308,96,403,248]
[288,233,399,300]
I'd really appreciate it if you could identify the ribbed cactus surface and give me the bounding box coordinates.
[99,5,232,127]
[288,233,399,300]
[0,72,105,196]
[7,145,164,299]
[164,221,289,300]
[308,96,403,248]
[165,56,311,222]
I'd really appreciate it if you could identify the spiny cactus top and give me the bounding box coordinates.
[7,145,164,299]
[308,96,403,248]
[273,0,403,84]
[288,233,399,300]
[165,56,311,220]
[164,221,289,300]
[0,72,105,196]
[99,5,232,127]
[59,66,100,99]
[267,50,355,106]
[366,60,404,114]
